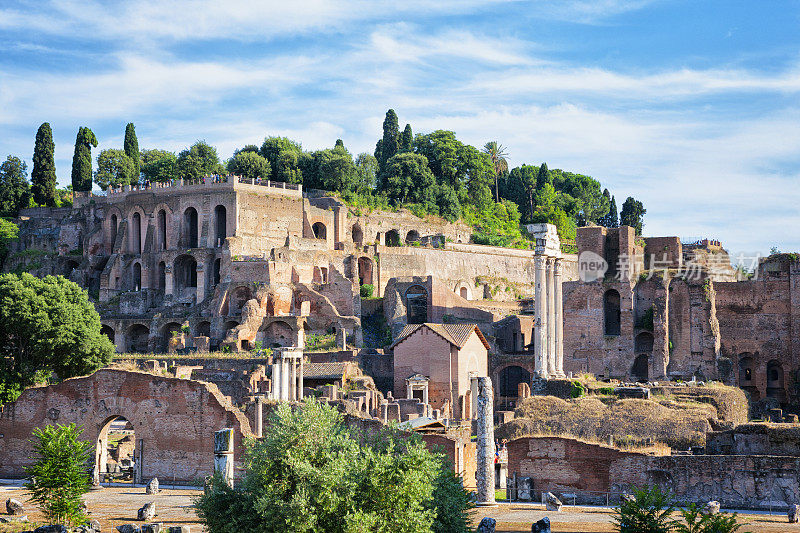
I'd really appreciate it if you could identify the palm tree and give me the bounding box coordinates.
[483,141,509,203]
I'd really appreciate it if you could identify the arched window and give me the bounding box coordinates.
[127,324,150,353]
[196,321,211,338]
[603,289,621,336]
[460,287,469,299]
[214,205,227,247]
[158,209,167,250]
[635,332,654,353]
[405,230,420,245]
[100,325,115,344]
[767,360,785,401]
[132,212,142,254]
[357,257,373,286]
[110,214,118,247]
[213,258,221,286]
[183,207,198,248]
[632,354,649,382]
[133,262,142,291]
[157,261,166,290]
[386,230,401,247]
[352,224,363,244]
[498,366,531,398]
[312,222,327,240]
[174,255,197,292]
[738,355,755,383]
[406,285,428,324]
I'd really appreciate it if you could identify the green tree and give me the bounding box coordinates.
[70,127,98,192]
[24,423,91,526]
[377,109,400,177]
[436,184,461,222]
[196,399,473,533]
[140,149,178,183]
[177,141,224,182]
[304,148,358,192]
[0,273,114,404]
[93,149,135,190]
[354,153,378,191]
[620,196,646,235]
[260,137,303,184]
[31,123,57,207]
[400,123,413,152]
[612,486,676,533]
[383,152,436,206]
[608,195,619,227]
[0,219,19,270]
[0,156,32,217]
[482,141,509,203]
[675,503,748,533]
[123,123,141,181]
[504,164,538,222]
[536,162,551,189]
[227,150,271,181]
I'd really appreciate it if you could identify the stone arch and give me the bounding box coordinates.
[497,365,531,399]
[183,207,199,248]
[157,261,166,290]
[603,289,621,336]
[133,262,142,291]
[352,224,363,245]
[213,258,221,286]
[229,286,252,316]
[107,207,123,252]
[312,222,327,240]
[260,320,294,348]
[196,321,211,338]
[405,230,420,244]
[767,359,785,402]
[357,256,374,286]
[313,265,329,284]
[405,285,428,324]
[96,415,136,483]
[738,354,759,401]
[126,324,150,353]
[454,281,472,301]
[100,324,115,344]
[386,229,401,247]
[632,354,649,382]
[214,205,227,247]
[635,331,654,353]
[157,209,168,250]
[129,207,145,254]
[174,254,198,293]
[64,259,79,278]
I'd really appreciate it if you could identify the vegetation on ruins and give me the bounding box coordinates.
[94,148,136,190]
[0,155,31,217]
[70,127,98,192]
[0,219,20,270]
[24,423,92,526]
[140,148,179,183]
[196,399,474,533]
[227,149,270,181]
[177,140,225,181]
[613,486,749,533]
[31,122,57,207]
[123,122,140,180]
[621,196,647,235]
[0,273,114,403]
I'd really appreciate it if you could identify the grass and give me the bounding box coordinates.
[496,395,720,449]
[305,333,337,352]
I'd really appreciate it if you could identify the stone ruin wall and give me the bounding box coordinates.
[0,369,252,483]
[508,436,800,509]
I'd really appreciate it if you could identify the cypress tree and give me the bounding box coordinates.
[400,123,413,152]
[609,195,619,227]
[71,127,98,192]
[535,162,550,189]
[31,123,57,207]
[378,109,399,174]
[123,123,140,184]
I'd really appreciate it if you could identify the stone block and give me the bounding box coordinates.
[167,527,192,533]
[477,517,496,533]
[544,492,563,512]
[138,502,156,521]
[214,428,234,454]
[518,382,531,399]
[703,501,720,515]
[142,524,163,533]
[146,478,160,494]
[517,477,532,501]
[6,498,23,515]
[769,409,783,423]
[116,525,141,533]
[33,526,68,533]
[789,504,799,523]
[531,517,551,533]
[614,386,650,399]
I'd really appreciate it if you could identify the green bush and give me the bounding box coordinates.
[360,284,374,298]
[24,423,92,526]
[613,485,676,533]
[570,380,586,398]
[196,399,474,533]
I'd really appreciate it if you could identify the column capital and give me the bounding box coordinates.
[534,255,547,268]
[554,259,563,275]
[546,256,556,267]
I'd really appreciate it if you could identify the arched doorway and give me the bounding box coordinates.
[64,259,79,278]
[196,321,211,338]
[386,229,400,247]
[738,355,759,400]
[312,222,327,240]
[213,258,221,286]
[100,324,115,345]
[632,354,649,382]
[460,287,468,299]
[352,224,363,245]
[174,255,198,294]
[405,230,420,245]
[133,262,142,291]
[96,416,136,484]
[157,261,166,290]
[604,289,621,336]
[406,285,428,324]
[230,286,252,316]
[157,209,167,250]
[261,320,294,348]
[214,205,227,247]
[110,214,118,247]
[131,212,142,254]
[183,207,198,248]
[767,360,785,402]
[127,324,150,353]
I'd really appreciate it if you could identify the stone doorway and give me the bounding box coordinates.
[96,416,136,484]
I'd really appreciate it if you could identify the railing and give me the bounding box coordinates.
[106,174,302,197]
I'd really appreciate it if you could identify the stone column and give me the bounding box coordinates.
[164,265,174,297]
[196,263,206,304]
[214,428,235,487]
[288,358,296,401]
[254,397,263,438]
[534,256,548,379]
[280,356,289,401]
[272,362,281,400]
[547,258,557,377]
[298,356,304,400]
[470,375,479,419]
[554,259,565,377]
[475,377,496,506]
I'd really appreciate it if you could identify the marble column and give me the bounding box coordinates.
[475,377,496,506]
[213,428,235,487]
[298,356,304,400]
[534,256,548,379]
[547,258,557,377]
[288,358,296,400]
[255,397,263,438]
[271,362,281,400]
[196,263,205,304]
[280,357,289,401]
[554,259,565,377]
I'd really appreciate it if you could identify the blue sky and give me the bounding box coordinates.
[1,0,800,258]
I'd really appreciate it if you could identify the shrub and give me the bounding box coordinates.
[24,423,91,526]
[360,283,374,298]
[570,380,586,398]
[195,399,473,533]
[613,485,676,533]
